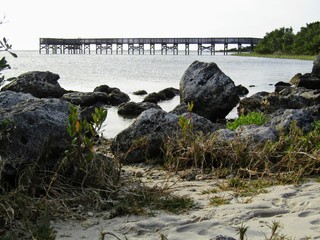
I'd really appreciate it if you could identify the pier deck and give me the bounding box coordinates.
[39,37,262,55]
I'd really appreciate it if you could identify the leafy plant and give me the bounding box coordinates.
[227,111,269,131]
[0,17,17,86]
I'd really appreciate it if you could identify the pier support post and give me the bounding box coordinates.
[197,44,202,55]
[116,43,123,54]
[173,43,178,55]
[238,43,242,53]
[224,43,228,55]
[150,43,155,55]
[139,43,144,55]
[211,44,215,55]
[161,43,167,55]
[84,44,90,54]
[185,43,189,55]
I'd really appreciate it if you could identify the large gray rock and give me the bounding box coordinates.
[1,71,66,98]
[0,91,70,181]
[111,108,220,164]
[180,61,240,121]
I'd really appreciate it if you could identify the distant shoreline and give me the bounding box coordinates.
[233,53,315,61]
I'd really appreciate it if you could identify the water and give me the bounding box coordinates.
[3,51,313,138]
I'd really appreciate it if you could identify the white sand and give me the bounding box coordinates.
[53,165,320,239]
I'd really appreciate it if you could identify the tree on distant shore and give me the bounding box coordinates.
[254,21,320,55]
[255,27,294,54]
[293,21,320,55]
[0,17,17,86]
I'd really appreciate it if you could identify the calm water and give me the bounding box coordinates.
[3,51,313,138]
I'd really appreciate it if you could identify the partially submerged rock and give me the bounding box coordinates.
[180,61,240,121]
[118,101,161,118]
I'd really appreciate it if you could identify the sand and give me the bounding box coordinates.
[53,165,320,240]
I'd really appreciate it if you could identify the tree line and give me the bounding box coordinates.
[254,21,320,55]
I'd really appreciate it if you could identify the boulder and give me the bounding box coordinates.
[118,102,162,118]
[143,87,179,103]
[274,81,291,92]
[267,106,320,132]
[180,61,240,121]
[311,55,320,78]
[237,92,270,115]
[61,91,109,106]
[238,88,320,115]
[1,71,67,98]
[214,126,278,144]
[133,90,148,95]
[111,108,220,164]
[0,91,70,182]
[236,84,249,97]
[94,85,130,106]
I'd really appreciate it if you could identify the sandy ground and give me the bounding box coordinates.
[53,165,320,240]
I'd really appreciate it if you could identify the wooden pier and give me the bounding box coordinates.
[39,37,262,55]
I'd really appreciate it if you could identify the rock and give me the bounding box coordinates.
[236,84,249,97]
[237,92,270,115]
[117,101,162,118]
[143,87,179,103]
[290,73,302,86]
[235,125,279,143]
[158,87,180,100]
[94,85,130,106]
[274,81,291,92]
[133,90,148,95]
[297,76,320,89]
[311,55,320,78]
[143,92,166,104]
[61,91,109,106]
[1,71,66,98]
[267,106,320,132]
[111,108,220,164]
[180,61,240,121]
[170,102,188,115]
[0,91,70,183]
[214,126,278,144]
[238,88,320,115]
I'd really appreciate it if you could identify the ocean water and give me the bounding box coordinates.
[3,51,314,138]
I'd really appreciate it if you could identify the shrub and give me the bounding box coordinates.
[226,112,269,130]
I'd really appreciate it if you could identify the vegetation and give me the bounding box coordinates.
[254,21,320,56]
[0,17,17,86]
[226,111,269,131]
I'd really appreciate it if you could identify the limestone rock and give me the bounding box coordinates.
[180,61,240,121]
[1,71,66,98]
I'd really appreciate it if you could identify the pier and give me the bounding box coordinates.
[39,37,262,55]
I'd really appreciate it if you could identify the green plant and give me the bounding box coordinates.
[0,17,17,86]
[236,222,249,240]
[227,111,269,130]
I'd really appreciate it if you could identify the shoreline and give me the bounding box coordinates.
[233,53,315,61]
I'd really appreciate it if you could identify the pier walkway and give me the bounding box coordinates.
[39,37,262,55]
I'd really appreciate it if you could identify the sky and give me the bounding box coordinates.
[1,0,319,50]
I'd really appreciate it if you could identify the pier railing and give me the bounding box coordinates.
[39,37,262,55]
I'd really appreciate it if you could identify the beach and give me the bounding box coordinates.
[53,164,320,239]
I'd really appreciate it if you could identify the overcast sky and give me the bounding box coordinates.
[1,0,319,50]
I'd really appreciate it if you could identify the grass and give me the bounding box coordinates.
[234,52,316,61]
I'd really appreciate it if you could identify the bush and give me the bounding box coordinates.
[226,112,269,131]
